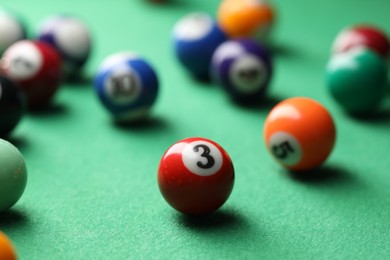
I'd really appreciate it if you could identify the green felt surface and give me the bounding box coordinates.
[1,0,390,259]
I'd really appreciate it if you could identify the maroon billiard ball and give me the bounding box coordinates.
[158,137,235,215]
[332,25,390,59]
[0,40,62,107]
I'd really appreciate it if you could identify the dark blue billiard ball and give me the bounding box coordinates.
[211,38,273,104]
[94,52,159,122]
[37,15,91,77]
[172,12,227,80]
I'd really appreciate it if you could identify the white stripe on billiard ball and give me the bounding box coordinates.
[173,12,213,41]
[0,10,25,53]
[182,140,223,177]
[98,52,139,73]
[268,131,302,167]
[2,41,42,80]
[229,54,268,93]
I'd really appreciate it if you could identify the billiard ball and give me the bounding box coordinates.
[332,25,390,59]
[211,38,272,103]
[0,40,62,108]
[158,137,234,215]
[37,15,91,77]
[0,138,27,212]
[0,75,25,137]
[217,0,275,42]
[0,8,27,55]
[94,52,159,122]
[172,12,227,79]
[264,97,336,171]
[326,48,387,114]
[0,232,17,260]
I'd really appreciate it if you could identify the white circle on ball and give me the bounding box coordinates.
[104,65,141,105]
[3,41,42,80]
[173,12,213,41]
[268,131,302,166]
[55,18,90,58]
[0,11,25,53]
[230,54,268,93]
[182,140,223,176]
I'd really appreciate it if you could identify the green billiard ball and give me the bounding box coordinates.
[326,48,388,114]
[0,138,27,212]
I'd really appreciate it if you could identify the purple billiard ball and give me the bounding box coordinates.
[211,38,273,104]
[172,12,227,80]
[37,15,91,78]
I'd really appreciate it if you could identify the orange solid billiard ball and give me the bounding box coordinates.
[0,232,17,260]
[217,0,275,41]
[263,97,336,171]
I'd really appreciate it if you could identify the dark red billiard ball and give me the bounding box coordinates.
[0,40,62,108]
[158,137,235,215]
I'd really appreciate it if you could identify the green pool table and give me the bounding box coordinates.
[2,0,390,259]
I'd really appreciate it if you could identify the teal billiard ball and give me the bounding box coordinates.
[172,12,227,79]
[326,48,388,114]
[94,52,159,122]
[0,138,27,212]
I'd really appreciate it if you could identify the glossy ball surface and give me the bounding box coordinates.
[0,8,27,55]
[94,52,159,122]
[211,38,272,103]
[0,75,25,137]
[332,25,390,59]
[218,0,275,41]
[0,138,27,212]
[158,137,234,215]
[264,97,336,171]
[38,15,91,77]
[326,48,387,113]
[172,12,227,79]
[0,40,62,107]
[0,232,17,260]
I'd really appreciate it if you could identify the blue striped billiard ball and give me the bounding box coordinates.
[94,52,159,122]
[211,38,273,104]
[172,12,227,79]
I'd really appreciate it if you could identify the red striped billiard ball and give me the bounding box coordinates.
[332,25,390,59]
[158,137,234,215]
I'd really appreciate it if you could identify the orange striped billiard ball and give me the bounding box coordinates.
[0,232,17,260]
[263,97,336,171]
[217,0,275,41]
